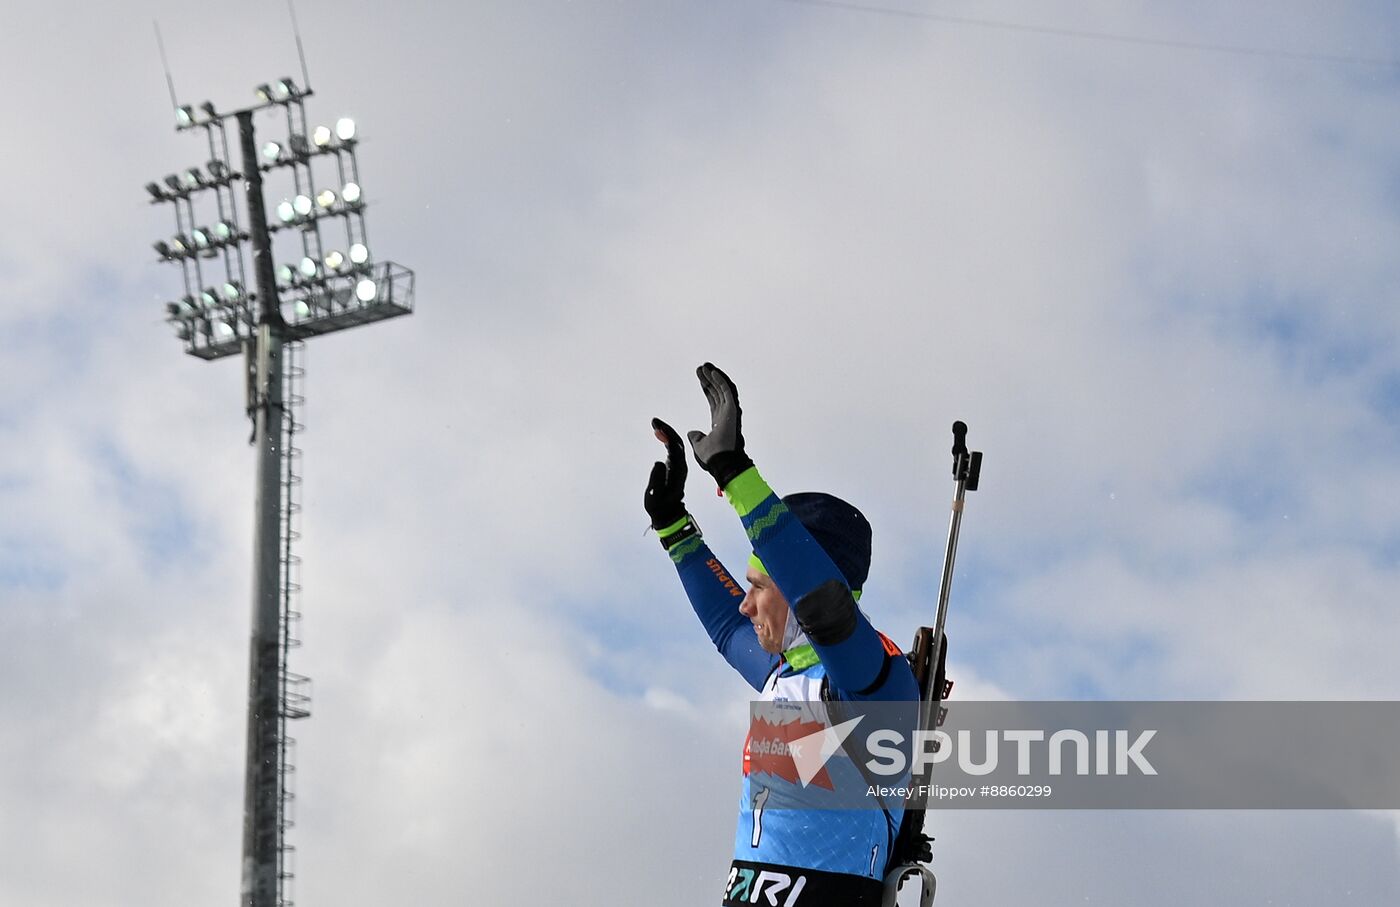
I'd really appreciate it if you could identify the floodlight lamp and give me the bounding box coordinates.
[208,159,228,180]
[312,125,332,147]
[214,319,234,339]
[324,250,344,271]
[223,281,243,301]
[298,257,318,278]
[262,141,282,162]
[164,174,182,192]
[182,168,204,189]
[289,134,310,156]
[165,301,181,318]
[175,322,192,341]
[272,78,296,100]
[192,227,211,248]
[277,200,296,223]
[200,101,217,118]
[348,242,369,265]
[175,105,194,128]
[316,189,337,209]
[145,182,165,201]
[355,278,377,303]
[277,264,295,284]
[335,118,356,142]
[171,235,190,254]
[342,182,362,205]
[154,240,172,259]
[200,288,219,308]
[293,300,311,318]
[213,221,233,242]
[293,195,313,217]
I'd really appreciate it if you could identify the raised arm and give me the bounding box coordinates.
[647,417,777,691]
[685,364,916,702]
[727,468,914,701]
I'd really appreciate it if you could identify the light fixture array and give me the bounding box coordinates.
[148,78,411,359]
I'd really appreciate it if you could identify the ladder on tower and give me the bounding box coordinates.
[278,338,312,907]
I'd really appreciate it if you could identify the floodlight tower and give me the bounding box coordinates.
[146,77,414,907]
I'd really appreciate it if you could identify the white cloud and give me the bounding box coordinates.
[3,1,1399,904]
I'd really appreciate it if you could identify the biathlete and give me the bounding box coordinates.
[646,363,918,906]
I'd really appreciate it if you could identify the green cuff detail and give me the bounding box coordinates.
[656,515,690,537]
[658,514,700,553]
[783,643,820,670]
[723,466,773,517]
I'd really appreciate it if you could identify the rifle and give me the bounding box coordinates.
[882,421,982,907]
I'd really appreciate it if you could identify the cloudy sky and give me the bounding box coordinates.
[3,0,1399,904]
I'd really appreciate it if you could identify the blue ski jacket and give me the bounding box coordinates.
[663,467,918,905]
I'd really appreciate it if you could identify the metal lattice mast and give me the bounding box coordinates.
[146,74,414,907]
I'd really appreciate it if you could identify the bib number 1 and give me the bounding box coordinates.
[751,786,770,847]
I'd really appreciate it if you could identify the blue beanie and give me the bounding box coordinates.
[781,492,872,592]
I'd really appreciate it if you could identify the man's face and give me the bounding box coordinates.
[740,566,789,654]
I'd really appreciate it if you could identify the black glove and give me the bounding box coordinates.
[644,417,689,531]
[686,362,755,490]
